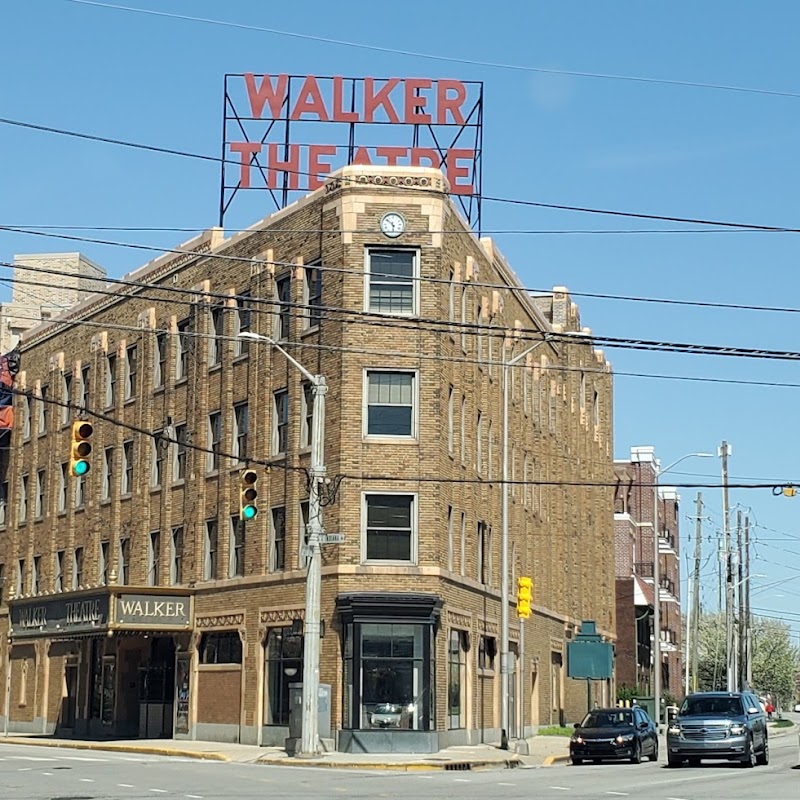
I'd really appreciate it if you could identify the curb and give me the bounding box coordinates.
[542,754,570,766]
[768,722,797,739]
[260,757,523,771]
[0,737,230,762]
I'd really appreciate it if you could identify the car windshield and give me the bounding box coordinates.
[680,696,744,716]
[581,710,633,728]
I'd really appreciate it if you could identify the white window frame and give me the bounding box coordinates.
[364,247,419,317]
[102,446,113,500]
[147,530,160,586]
[208,305,224,367]
[476,411,483,474]
[303,263,322,330]
[121,441,133,495]
[233,402,249,461]
[300,384,313,449]
[153,332,167,389]
[105,353,116,408]
[207,411,222,473]
[35,470,45,519]
[274,273,292,341]
[124,343,137,400]
[362,368,418,440]
[460,395,466,463]
[61,372,71,426]
[19,474,28,523]
[22,395,31,439]
[487,420,494,481]
[447,385,454,454]
[272,389,288,456]
[447,505,454,572]
[360,491,418,565]
[460,511,466,577]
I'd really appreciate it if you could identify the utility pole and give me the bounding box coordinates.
[744,516,752,689]
[690,493,702,693]
[736,510,744,691]
[720,441,735,692]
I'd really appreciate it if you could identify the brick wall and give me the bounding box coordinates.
[196,667,242,726]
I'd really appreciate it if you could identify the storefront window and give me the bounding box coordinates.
[448,629,467,729]
[90,639,103,720]
[200,631,242,664]
[264,627,303,726]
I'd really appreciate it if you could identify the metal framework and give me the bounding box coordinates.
[219,74,484,231]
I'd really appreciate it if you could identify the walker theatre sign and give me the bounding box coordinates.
[220,74,484,229]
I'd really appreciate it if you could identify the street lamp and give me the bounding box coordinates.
[653,452,713,727]
[239,331,327,757]
[499,335,548,750]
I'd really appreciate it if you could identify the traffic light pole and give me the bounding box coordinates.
[299,375,327,758]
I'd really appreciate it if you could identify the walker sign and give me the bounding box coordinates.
[219,73,484,229]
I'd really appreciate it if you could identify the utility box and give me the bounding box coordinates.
[285,683,332,756]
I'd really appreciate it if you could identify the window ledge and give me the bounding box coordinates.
[175,377,188,387]
[172,479,186,488]
[361,559,418,567]
[150,485,162,495]
[153,385,165,395]
[208,362,222,373]
[124,397,136,406]
[232,354,249,365]
[206,470,220,479]
[100,498,111,506]
[301,324,320,337]
[362,436,418,445]
[120,493,132,501]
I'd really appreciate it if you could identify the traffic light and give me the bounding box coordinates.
[70,420,93,477]
[516,576,532,619]
[240,469,258,520]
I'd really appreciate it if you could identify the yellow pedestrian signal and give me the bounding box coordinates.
[240,469,259,520]
[517,576,533,619]
[70,420,93,477]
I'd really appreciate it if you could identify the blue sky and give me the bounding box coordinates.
[2,1,800,645]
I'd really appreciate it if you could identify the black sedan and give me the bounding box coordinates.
[570,707,659,764]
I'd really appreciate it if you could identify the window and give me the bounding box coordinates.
[32,556,41,594]
[299,501,310,567]
[176,318,190,380]
[476,411,483,474]
[154,332,167,389]
[478,521,491,585]
[74,472,85,509]
[234,292,252,356]
[173,424,188,481]
[72,547,83,590]
[363,494,415,563]
[511,445,517,498]
[270,507,286,572]
[448,630,467,729]
[208,305,224,366]
[54,550,64,592]
[102,447,114,500]
[170,527,184,584]
[265,627,303,725]
[448,267,455,323]
[460,286,467,350]
[447,386,454,454]
[275,273,291,340]
[61,372,72,426]
[200,632,242,664]
[593,388,600,427]
[488,321,495,379]
[121,440,134,495]
[233,402,249,461]
[80,365,90,409]
[19,474,28,523]
[447,506,454,572]
[120,539,130,585]
[150,434,164,488]
[272,389,288,455]
[229,515,244,578]
[460,396,466,462]
[365,371,415,438]
[105,354,116,407]
[478,635,496,671]
[204,519,218,580]
[16,559,25,596]
[38,384,47,434]
[300,384,313,449]
[476,304,484,363]
[487,421,494,481]
[0,481,7,525]
[304,264,322,328]
[99,541,109,585]
[207,412,222,472]
[35,470,45,519]
[22,395,31,438]
[580,372,586,412]
[124,344,137,399]
[148,531,160,586]
[460,512,466,576]
[523,454,529,506]
[366,248,417,315]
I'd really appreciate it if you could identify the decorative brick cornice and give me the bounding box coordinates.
[325,171,445,194]
[479,618,499,637]
[196,612,244,629]
[260,607,305,625]
[446,609,472,630]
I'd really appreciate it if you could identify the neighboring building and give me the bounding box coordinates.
[0,253,107,353]
[0,165,615,752]
[614,447,683,707]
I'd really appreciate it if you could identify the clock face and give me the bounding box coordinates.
[380,212,406,238]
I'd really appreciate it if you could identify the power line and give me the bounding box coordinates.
[61,0,800,100]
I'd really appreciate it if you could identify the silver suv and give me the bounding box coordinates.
[667,691,768,768]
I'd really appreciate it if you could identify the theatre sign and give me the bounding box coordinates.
[220,73,484,229]
[9,589,193,639]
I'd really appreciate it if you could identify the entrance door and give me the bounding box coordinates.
[550,651,564,726]
[138,637,176,739]
[61,664,78,730]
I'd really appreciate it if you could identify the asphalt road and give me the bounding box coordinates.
[0,727,797,800]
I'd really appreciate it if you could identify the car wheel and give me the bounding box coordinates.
[631,741,642,764]
[667,755,682,768]
[741,737,757,768]
[572,757,583,766]
[649,738,659,762]
[756,739,769,766]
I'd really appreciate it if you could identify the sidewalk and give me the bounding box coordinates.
[0,732,569,770]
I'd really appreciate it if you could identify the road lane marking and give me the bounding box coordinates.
[151,790,168,794]
[606,793,629,796]
[18,767,32,771]
[498,782,516,786]
[550,787,571,791]
[42,771,53,776]
[118,784,134,788]
[79,778,94,782]
[186,795,204,799]
[58,755,109,762]
[7,755,56,761]
[453,777,471,782]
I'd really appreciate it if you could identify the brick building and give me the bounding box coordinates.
[0,165,615,752]
[614,447,683,709]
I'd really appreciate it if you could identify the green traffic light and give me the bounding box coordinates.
[72,460,90,477]
[242,505,257,520]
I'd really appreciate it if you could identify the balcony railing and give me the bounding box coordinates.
[634,562,654,578]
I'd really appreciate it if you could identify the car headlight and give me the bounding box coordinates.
[730,724,745,735]
[571,735,583,744]
[668,725,681,735]
[616,734,634,744]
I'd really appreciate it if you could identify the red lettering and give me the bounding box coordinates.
[375,147,409,166]
[290,76,330,121]
[404,79,432,124]
[363,78,401,123]
[229,142,262,189]
[308,145,338,190]
[244,74,288,119]
[332,77,358,122]
[352,147,373,166]
[410,147,441,168]
[445,149,475,194]
[436,80,468,125]
[267,143,301,189]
